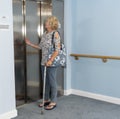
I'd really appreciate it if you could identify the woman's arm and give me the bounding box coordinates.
[25,38,40,49]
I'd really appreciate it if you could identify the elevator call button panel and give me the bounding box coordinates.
[0,16,10,30]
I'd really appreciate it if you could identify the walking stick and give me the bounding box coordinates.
[41,66,47,114]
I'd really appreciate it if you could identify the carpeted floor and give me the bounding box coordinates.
[13,95,120,119]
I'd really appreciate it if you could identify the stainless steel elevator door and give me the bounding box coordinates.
[13,0,26,106]
[26,0,52,101]
[13,0,52,106]
[26,1,41,101]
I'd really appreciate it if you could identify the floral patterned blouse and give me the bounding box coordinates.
[39,31,60,66]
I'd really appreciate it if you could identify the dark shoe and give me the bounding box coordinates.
[45,103,57,110]
[39,101,50,107]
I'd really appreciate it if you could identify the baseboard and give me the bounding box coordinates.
[64,89,72,95]
[0,109,17,119]
[64,89,120,105]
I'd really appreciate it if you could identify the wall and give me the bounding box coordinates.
[70,0,120,99]
[0,0,17,118]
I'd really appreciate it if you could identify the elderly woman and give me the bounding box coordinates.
[25,16,60,110]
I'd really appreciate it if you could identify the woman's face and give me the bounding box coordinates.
[45,21,51,31]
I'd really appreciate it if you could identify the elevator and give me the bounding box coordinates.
[13,0,64,106]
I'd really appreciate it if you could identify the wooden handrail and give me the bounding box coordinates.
[70,53,120,63]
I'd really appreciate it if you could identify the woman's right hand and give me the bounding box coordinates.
[25,38,40,49]
[25,38,31,45]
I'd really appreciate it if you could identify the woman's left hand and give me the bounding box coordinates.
[46,60,52,66]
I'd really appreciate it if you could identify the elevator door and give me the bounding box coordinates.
[13,0,26,106]
[13,0,52,106]
[26,0,52,101]
[26,1,41,102]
